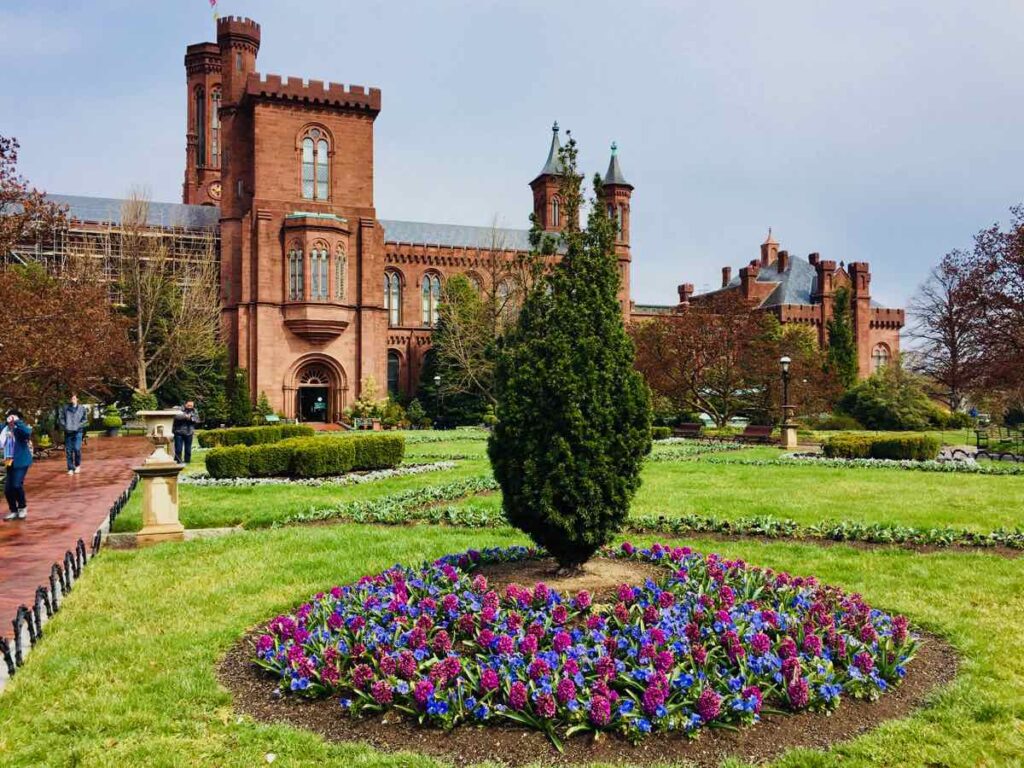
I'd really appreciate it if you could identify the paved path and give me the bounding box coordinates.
[0,436,149,641]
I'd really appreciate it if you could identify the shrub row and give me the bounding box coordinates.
[651,426,672,440]
[822,433,941,461]
[198,424,314,448]
[701,454,1023,474]
[205,434,405,478]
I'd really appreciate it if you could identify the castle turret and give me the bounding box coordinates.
[529,122,565,233]
[602,141,634,317]
[183,42,222,204]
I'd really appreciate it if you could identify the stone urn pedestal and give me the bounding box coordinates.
[133,410,186,547]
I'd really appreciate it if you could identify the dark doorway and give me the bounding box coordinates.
[299,387,329,422]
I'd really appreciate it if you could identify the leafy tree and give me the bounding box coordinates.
[417,349,486,426]
[838,357,934,430]
[0,134,66,259]
[489,133,652,572]
[406,398,426,425]
[228,368,254,426]
[254,391,274,422]
[827,286,858,388]
[157,344,231,421]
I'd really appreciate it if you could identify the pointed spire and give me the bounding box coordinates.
[537,121,563,177]
[603,141,632,187]
[763,227,778,245]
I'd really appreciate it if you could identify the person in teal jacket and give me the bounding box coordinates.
[3,409,33,521]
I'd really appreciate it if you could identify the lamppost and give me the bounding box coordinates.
[779,356,798,449]
[433,374,442,430]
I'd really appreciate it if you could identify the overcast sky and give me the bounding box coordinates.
[2,0,1022,309]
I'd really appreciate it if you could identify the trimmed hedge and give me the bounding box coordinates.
[197,424,315,448]
[822,433,941,461]
[651,426,672,440]
[205,433,405,478]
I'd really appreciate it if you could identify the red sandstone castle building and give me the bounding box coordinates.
[31,16,902,421]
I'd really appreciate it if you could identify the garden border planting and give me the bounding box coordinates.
[703,455,1024,475]
[180,461,456,487]
[822,434,941,461]
[206,434,405,479]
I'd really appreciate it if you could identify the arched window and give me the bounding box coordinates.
[384,270,402,327]
[194,86,206,168]
[871,344,890,372]
[310,245,329,301]
[288,247,304,300]
[210,87,221,167]
[616,205,624,240]
[421,273,441,327]
[387,350,401,398]
[465,272,483,293]
[496,278,517,326]
[335,245,347,301]
[301,128,330,200]
[551,197,560,227]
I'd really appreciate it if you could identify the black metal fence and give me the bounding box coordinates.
[0,475,137,679]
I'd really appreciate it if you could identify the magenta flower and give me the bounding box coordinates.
[509,681,528,710]
[379,654,397,676]
[413,679,434,706]
[397,651,417,679]
[590,694,612,726]
[432,630,452,655]
[854,651,874,674]
[787,677,809,709]
[496,635,515,655]
[480,668,500,692]
[552,605,568,625]
[696,688,721,722]
[556,677,577,704]
[778,636,798,660]
[893,615,909,646]
[751,632,771,655]
[352,663,374,690]
[371,680,394,704]
[552,632,572,653]
[574,590,592,610]
[519,634,538,655]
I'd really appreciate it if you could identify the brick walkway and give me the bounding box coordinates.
[0,436,149,641]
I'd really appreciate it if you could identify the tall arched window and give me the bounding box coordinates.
[871,343,890,372]
[210,87,221,167]
[384,271,402,327]
[301,128,330,200]
[288,247,304,300]
[335,245,347,301]
[551,197,560,227]
[616,204,624,240]
[194,86,206,168]
[310,245,329,301]
[387,350,401,398]
[421,273,441,327]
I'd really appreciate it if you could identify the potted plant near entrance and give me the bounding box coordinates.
[102,405,123,437]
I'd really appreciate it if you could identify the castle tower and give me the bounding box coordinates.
[602,141,634,318]
[530,122,565,233]
[216,16,261,219]
[182,42,222,205]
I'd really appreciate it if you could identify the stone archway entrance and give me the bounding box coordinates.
[285,357,347,423]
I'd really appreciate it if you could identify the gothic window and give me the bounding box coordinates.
[465,272,483,292]
[194,86,206,168]
[387,350,401,398]
[335,245,347,301]
[301,128,330,200]
[616,204,625,241]
[384,270,402,327]
[551,197,560,227]
[288,247,304,300]
[871,343,890,372]
[210,87,221,167]
[310,245,329,301]
[421,273,441,327]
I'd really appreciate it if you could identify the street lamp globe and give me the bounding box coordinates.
[780,356,791,374]
[433,374,441,387]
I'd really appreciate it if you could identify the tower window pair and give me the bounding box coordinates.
[302,128,330,200]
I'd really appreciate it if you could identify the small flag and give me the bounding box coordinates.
[209,0,219,20]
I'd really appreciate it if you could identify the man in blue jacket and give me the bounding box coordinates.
[58,393,89,475]
[3,409,33,522]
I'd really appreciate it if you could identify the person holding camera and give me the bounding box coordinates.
[2,409,33,522]
[58,393,89,475]
[172,400,200,465]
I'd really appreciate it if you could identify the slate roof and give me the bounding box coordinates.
[380,220,533,251]
[45,194,221,230]
[535,122,564,179]
[712,254,887,308]
[603,143,631,187]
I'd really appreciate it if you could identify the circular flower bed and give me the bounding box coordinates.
[254,543,917,746]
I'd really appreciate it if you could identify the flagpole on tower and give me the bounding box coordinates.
[210,0,219,21]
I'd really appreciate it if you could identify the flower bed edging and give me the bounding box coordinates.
[254,543,918,746]
[704,455,1024,475]
[181,461,456,488]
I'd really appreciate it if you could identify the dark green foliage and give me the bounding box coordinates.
[418,350,486,426]
[288,439,355,478]
[406,399,426,425]
[254,391,275,422]
[197,424,314,448]
[808,413,862,431]
[827,287,858,389]
[156,345,231,427]
[488,136,652,569]
[1004,405,1024,428]
[822,433,941,460]
[202,433,403,478]
[838,360,934,430]
[228,368,254,426]
[130,391,158,416]
[652,426,672,440]
[931,410,974,429]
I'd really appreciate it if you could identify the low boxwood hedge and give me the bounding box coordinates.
[651,426,672,440]
[204,433,405,478]
[822,433,941,461]
[197,424,315,448]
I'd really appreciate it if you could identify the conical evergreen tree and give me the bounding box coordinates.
[488,134,652,571]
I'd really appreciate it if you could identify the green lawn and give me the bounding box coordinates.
[0,525,1022,767]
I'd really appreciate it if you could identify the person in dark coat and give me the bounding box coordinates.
[3,409,33,521]
[58,393,89,475]
[172,400,201,465]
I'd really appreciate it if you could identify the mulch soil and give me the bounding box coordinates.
[219,558,958,767]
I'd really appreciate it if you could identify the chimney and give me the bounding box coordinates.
[739,263,760,297]
[721,266,732,287]
[677,283,694,307]
[808,252,820,267]
[777,250,789,273]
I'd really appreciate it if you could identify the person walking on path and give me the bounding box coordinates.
[172,400,200,465]
[58,393,89,476]
[3,409,33,521]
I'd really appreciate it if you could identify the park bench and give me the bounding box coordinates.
[673,422,704,439]
[264,414,281,425]
[737,424,774,444]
